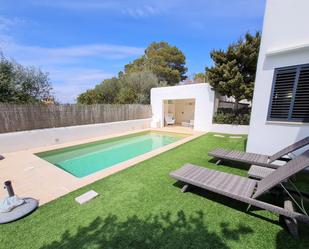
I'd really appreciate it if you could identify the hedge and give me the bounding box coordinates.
[213,108,251,125]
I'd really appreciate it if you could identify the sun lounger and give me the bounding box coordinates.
[247,165,275,179]
[170,150,309,236]
[208,136,309,169]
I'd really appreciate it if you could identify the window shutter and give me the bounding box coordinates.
[291,65,309,121]
[269,67,297,120]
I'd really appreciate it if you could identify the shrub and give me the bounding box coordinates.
[213,108,251,125]
[0,53,53,103]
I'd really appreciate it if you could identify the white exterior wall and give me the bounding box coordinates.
[0,119,151,153]
[151,83,215,131]
[247,0,309,155]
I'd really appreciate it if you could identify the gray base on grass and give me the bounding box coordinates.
[0,198,38,224]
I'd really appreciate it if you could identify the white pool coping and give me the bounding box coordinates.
[0,127,204,205]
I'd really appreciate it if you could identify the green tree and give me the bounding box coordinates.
[116,86,138,104]
[193,73,206,83]
[0,56,14,102]
[206,32,260,106]
[0,53,53,103]
[119,71,161,104]
[125,41,187,85]
[77,77,121,104]
[76,89,98,105]
[77,71,162,105]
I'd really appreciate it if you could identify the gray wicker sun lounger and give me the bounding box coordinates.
[208,136,309,169]
[170,149,309,237]
[247,165,276,179]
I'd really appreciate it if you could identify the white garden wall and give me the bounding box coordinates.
[0,119,151,153]
[247,0,309,155]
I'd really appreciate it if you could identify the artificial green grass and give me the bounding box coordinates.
[1,133,309,249]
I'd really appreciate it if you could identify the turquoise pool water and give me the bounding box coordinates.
[36,131,187,178]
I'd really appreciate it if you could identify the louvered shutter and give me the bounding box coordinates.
[291,65,309,121]
[268,67,297,120]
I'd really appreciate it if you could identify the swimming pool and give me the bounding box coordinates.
[36,131,188,177]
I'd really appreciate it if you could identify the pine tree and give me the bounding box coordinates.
[206,32,261,107]
[125,41,187,85]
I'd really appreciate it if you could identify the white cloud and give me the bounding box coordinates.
[28,0,264,19]
[29,0,121,11]
[0,15,144,103]
[31,0,165,18]
[0,16,27,44]
[0,40,144,66]
[49,68,114,103]
[0,40,144,102]
[0,16,26,32]
[121,5,162,19]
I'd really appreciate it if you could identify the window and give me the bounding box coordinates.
[268,64,309,122]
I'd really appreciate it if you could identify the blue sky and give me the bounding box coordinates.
[0,0,266,103]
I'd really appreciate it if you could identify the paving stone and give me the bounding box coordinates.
[214,134,225,138]
[75,190,99,204]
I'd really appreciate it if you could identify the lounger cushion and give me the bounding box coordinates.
[248,165,275,179]
[170,164,257,198]
[209,148,269,165]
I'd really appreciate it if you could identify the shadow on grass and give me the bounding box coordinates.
[207,158,251,172]
[40,211,253,249]
[173,182,309,243]
[220,222,253,241]
[173,181,283,223]
[276,227,309,249]
[243,138,248,151]
[175,183,281,225]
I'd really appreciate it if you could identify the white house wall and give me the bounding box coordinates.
[150,83,215,131]
[247,0,309,155]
